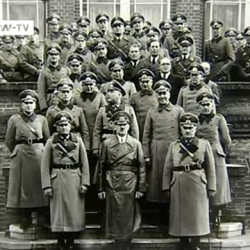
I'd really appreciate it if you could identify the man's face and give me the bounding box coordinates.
[69,63,82,74]
[115,123,130,136]
[129,46,141,60]
[149,41,160,56]
[236,38,247,48]
[180,44,191,55]
[97,20,109,32]
[146,33,160,43]
[245,34,250,44]
[60,32,71,43]
[174,22,185,32]
[156,89,170,105]
[106,88,121,104]
[48,52,60,64]
[4,40,14,51]
[57,89,73,103]
[112,23,125,36]
[56,122,71,135]
[83,82,96,93]
[199,100,214,115]
[160,58,171,73]
[161,26,172,36]
[226,34,236,45]
[212,26,222,38]
[139,78,153,90]
[200,63,210,76]
[75,38,86,49]
[111,68,124,80]
[21,100,36,114]
[181,125,197,139]
[95,46,108,58]
[133,20,143,31]
[49,23,59,33]
[78,24,89,34]
[16,36,26,46]
[190,73,201,85]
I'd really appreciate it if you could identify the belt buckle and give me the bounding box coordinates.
[27,138,33,145]
[65,163,71,169]
[184,165,190,172]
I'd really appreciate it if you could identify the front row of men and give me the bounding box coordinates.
[5,81,231,250]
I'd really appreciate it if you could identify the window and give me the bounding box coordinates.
[204,0,250,40]
[0,0,45,39]
[81,0,170,27]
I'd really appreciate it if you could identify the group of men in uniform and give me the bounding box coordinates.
[3,11,236,250]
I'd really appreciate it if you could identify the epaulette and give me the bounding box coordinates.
[173,57,181,63]
[124,36,130,42]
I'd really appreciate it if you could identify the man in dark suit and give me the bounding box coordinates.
[154,57,185,104]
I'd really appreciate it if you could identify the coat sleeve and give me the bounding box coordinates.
[100,93,107,107]
[220,39,235,75]
[92,108,103,152]
[136,140,147,192]
[42,116,51,141]
[5,116,16,153]
[45,109,55,134]
[130,82,137,97]
[128,106,139,140]
[41,138,53,189]
[37,70,47,110]
[79,108,90,151]
[218,115,232,154]
[176,88,184,107]
[204,140,216,192]
[142,109,152,158]
[79,137,90,186]
[19,47,38,76]
[162,142,174,191]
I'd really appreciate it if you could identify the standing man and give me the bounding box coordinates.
[130,69,157,141]
[95,13,113,40]
[162,112,216,250]
[46,78,90,152]
[77,16,91,35]
[5,90,50,228]
[142,80,183,228]
[41,111,90,250]
[97,111,146,250]
[37,43,71,112]
[204,19,235,82]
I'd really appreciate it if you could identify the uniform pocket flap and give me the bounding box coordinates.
[216,148,226,157]
[170,174,176,186]
[200,174,207,184]
[51,173,57,180]
[9,147,18,158]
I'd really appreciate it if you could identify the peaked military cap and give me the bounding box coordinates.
[138,69,155,81]
[96,13,110,23]
[56,78,74,90]
[188,63,205,75]
[243,26,250,36]
[109,58,124,71]
[77,16,91,26]
[67,53,84,65]
[196,92,214,104]
[210,19,223,28]
[111,111,131,124]
[130,12,145,24]
[107,80,126,96]
[179,112,198,126]
[2,35,14,42]
[236,32,245,40]
[225,28,237,37]
[93,38,108,50]
[80,72,98,84]
[73,31,88,40]
[111,17,125,27]
[177,35,194,46]
[46,13,61,24]
[171,13,187,24]
[145,27,160,36]
[89,29,103,38]
[153,80,171,92]
[159,20,173,30]
[54,111,73,125]
[19,89,38,102]
[59,24,72,34]
[46,43,62,54]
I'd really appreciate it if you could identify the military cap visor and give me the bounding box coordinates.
[77,16,91,25]
[138,69,155,80]
[171,13,187,23]
[188,65,205,75]
[2,35,14,42]
[80,72,98,82]
[54,111,73,125]
[225,28,237,37]
[19,89,38,102]
[111,111,131,124]
[196,92,214,104]
[56,78,74,90]
[236,33,245,40]
[94,41,108,50]
[73,32,88,41]
[130,13,145,24]
[153,80,171,92]
[107,80,126,96]
[210,19,223,28]
[96,13,109,23]
[111,17,125,27]
[243,27,250,36]
[179,112,198,126]
[178,36,194,46]
[46,44,62,54]
[46,13,61,24]
[109,59,124,71]
[67,54,84,64]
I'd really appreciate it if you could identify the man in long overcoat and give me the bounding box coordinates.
[97,111,146,250]
[5,89,50,228]
[162,112,216,250]
[41,111,90,250]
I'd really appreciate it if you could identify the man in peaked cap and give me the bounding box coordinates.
[38,43,71,112]
[93,79,139,157]
[172,35,201,79]
[225,27,238,50]
[205,18,235,82]
[96,13,112,40]
[159,20,175,54]
[96,110,146,250]
[235,32,246,49]
[87,28,103,51]
[177,62,213,116]
[41,108,90,250]
[45,77,90,151]
[142,79,184,232]
[5,89,50,229]
[163,111,216,250]
[107,16,138,60]
[234,26,250,82]
[87,38,111,86]
[77,16,91,34]
[106,58,137,104]
[130,69,157,141]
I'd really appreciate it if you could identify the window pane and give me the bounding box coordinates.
[136,4,161,26]
[89,4,115,24]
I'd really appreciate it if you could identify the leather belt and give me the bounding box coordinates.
[172,165,203,172]
[52,163,80,169]
[106,165,138,173]
[16,138,44,145]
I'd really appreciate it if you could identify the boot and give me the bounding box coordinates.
[190,236,200,250]
[66,238,74,250]
[56,239,65,250]
[178,237,190,250]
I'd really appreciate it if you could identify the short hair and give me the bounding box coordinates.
[129,42,142,51]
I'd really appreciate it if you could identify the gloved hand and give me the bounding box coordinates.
[44,187,53,197]
[98,191,106,200]
[79,185,87,197]
[208,190,216,198]
[135,191,144,199]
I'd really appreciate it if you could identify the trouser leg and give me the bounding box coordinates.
[55,232,66,250]
[190,236,200,250]
[179,237,190,250]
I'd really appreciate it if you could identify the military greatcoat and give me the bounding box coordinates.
[196,113,231,206]
[41,133,90,232]
[142,103,184,202]
[162,137,216,236]
[5,113,50,208]
[97,135,146,240]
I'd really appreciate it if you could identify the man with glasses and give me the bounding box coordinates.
[172,36,201,80]
[204,19,235,82]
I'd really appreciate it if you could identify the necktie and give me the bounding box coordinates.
[152,56,156,65]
